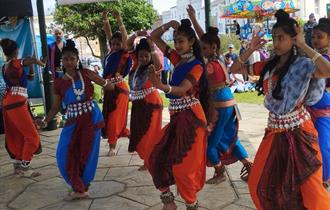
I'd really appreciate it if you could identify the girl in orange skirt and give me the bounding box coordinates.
[1,38,45,177]
[102,11,131,156]
[148,19,210,210]
[230,10,330,210]
[127,37,163,170]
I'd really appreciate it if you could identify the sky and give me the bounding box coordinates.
[152,0,176,14]
[32,0,177,15]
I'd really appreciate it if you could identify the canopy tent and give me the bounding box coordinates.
[222,0,299,22]
[0,0,46,116]
[0,0,33,17]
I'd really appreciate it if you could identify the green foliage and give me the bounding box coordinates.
[219,34,241,54]
[54,0,158,42]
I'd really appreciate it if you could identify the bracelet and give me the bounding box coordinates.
[238,56,246,64]
[103,19,108,23]
[312,53,322,63]
[164,85,172,94]
[102,79,109,87]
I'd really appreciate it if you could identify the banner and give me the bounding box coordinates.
[58,0,116,5]
[0,18,42,98]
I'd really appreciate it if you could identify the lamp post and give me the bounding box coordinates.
[36,0,57,130]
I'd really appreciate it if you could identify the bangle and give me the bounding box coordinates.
[103,19,108,23]
[312,53,322,63]
[238,56,246,64]
[164,85,172,94]
[102,79,109,87]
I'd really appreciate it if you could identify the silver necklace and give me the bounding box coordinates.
[267,69,275,98]
[180,51,194,59]
[65,71,85,101]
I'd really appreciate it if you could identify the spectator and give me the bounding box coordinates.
[225,44,238,66]
[304,13,317,47]
[48,28,66,79]
[234,20,241,36]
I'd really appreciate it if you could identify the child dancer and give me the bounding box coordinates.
[230,10,330,210]
[39,40,114,200]
[101,11,131,156]
[1,38,44,178]
[128,36,163,170]
[148,19,210,210]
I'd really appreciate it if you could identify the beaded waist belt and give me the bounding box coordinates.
[109,76,124,85]
[267,106,310,130]
[66,100,94,119]
[169,96,200,112]
[8,86,28,98]
[130,87,156,101]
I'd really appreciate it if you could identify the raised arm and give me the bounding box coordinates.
[147,38,162,70]
[148,64,199,97]
[186,4,204,39]
[102,11,112,40]
[294,25,330,78]
[230,32,267,74]
[113,10,128,49]
[150,20,180,54]
[127,30,148,51]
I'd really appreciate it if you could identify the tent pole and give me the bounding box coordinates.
[29,16,46,115]
[36,0,57,130]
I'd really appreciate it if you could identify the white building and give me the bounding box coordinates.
[296,0,329,20]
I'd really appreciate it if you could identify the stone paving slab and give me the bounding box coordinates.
[0,103,268,210]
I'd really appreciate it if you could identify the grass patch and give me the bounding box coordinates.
[234,91,264,104]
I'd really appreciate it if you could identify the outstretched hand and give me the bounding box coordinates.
[186,4,196,19]
[102,11,108,19]
[169,20,180,30]
[147,64,162,88]
[249,30,267,51]
[111,10,120,19]
[35,118,47,129]
[136,30,148,37]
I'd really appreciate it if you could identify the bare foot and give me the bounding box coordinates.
[206,172,226,184]
[162,202,177,210]
[138,165,147,171]
[64,191,89,201]
[108,149,116,156]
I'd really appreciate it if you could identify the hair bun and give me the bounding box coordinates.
[275,9,289,23]
[180,19,192,28]
[65,39,76,49]
[207,27,219,35]
[139,38,148,46]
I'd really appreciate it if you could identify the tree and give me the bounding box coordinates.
[54,0,158,59]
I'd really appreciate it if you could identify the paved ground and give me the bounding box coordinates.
[0,103,269,210]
